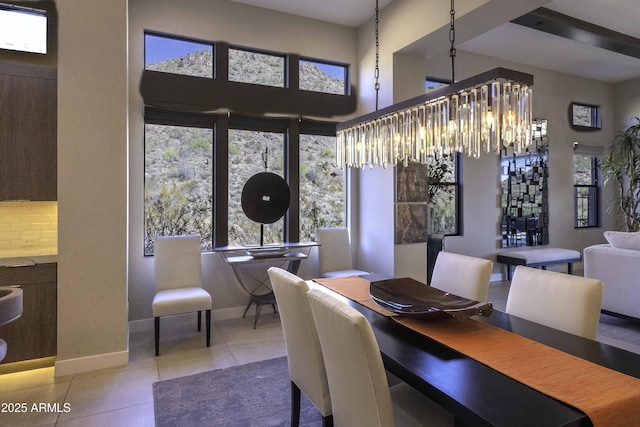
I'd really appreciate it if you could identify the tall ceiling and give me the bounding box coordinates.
[229,0,640,83]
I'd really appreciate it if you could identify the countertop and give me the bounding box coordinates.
[0,255,58,267]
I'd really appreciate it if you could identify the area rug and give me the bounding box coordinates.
[598,313,640,347]
[153,356,322,427]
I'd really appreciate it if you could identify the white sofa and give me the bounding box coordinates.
[584,232,640,319]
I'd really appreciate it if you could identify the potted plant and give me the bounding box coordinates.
[601,117,640,231]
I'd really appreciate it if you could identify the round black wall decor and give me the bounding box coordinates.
[241,172,290,224]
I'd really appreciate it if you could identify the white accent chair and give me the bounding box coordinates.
[308,289,453,427]
[506,266,603,340]
[430,252,493,302]
[153,235,212,356]
[267,267,332,427]
[316,228,368,278]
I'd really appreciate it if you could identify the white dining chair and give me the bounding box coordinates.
[152,235,212,356]
[268,267,332,427]
[506,266,603,340]
[316,228,368,278]
[430,251,493,301]
[308,289,453,427]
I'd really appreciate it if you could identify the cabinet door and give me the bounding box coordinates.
[0,264,57,364]
[0,62,57,201]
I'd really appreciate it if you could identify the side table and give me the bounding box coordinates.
[214,242,317,328]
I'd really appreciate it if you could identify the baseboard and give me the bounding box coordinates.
[54,349,129,377]
[128,305,256,334]
[490,273,505,282]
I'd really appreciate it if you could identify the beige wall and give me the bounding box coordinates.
[127,0,359,322]
[55,0,129,375]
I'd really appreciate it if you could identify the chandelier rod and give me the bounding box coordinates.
[374,0,380,111]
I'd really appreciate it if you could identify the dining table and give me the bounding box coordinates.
[310,274,640,427]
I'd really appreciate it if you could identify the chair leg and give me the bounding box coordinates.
[253,303,263,329]
[155,317,160,356]
[242,298,253,318]
[322,415,334,427]
[291,380,301,427]
[197,310,202,331]
[206,309,211,347]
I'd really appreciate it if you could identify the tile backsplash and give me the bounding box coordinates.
[0,201,58,257]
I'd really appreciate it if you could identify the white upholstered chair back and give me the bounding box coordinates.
[308,288,395,427]
[267,267,332,422]
[152,235,212,356]
[430,252,493,302]
[506,266,603,340]
[316,228,368,278]
[154,235,203,292]
[308,289,454,427]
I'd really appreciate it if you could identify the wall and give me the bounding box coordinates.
[0,202,57,258]
[127,0,359,322]
[55,0,129,376]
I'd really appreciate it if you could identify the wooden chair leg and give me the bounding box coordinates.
[155,317,160,356]
[291,380,301,427]
[197,310,202,331]
[253,304,263,329]
[206,309,211,347]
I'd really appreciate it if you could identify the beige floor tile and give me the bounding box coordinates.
[55,402,155,427]
[56,363,158,423]
[0,382,70,427]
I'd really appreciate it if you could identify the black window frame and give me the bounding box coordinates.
[574,155,601,228]
[427,153,462,237]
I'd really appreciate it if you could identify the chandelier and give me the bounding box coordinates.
[337,2,534,169]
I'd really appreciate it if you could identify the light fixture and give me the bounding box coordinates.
[336,2,534,169]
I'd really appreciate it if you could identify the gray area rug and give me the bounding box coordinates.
[153,356,322,427]
[598,313,640,346]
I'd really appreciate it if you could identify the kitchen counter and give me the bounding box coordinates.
[0,255,58,267]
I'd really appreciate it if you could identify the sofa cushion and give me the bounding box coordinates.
[604,231,640,251]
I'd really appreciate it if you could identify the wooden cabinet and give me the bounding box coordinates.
[0,61,57,201]
[0,263,57,364]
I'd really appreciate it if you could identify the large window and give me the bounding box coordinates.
[574,153,600,228]
[144,123,213,255]
[145,33,213,78]
[143,34,349,254]
[228,129,286,246]
[427,154,460,236]
[228,47,285,87]
[299,134,345,240]
[299,58,347,95]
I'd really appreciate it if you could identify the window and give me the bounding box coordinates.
[144,122,213,255]
[145,33,213,78]
[228,47,285,87]
[425,76,450,93]
[299,59,347,95]
[143,35,350,253]
[299,134,345,240]
[574,154,600,228]
[228,129,286,246]
[427,154,460,235]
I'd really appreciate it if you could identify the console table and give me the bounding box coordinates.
[214,242,317,328]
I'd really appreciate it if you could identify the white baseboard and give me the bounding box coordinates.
[128,305,258,334]
[54,350,129,377]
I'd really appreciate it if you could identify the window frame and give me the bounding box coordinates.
[144,31,215,78]
[298,56,350,95]
[227,44,287,88]
[427,153,462,236]
[573,154,601,229]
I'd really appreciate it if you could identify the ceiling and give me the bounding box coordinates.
[229,0,640,84]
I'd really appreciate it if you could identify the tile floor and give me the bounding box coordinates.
[0,312,286,427]
[1,281,640,427]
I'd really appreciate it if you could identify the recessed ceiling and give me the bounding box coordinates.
[230,0,640,83]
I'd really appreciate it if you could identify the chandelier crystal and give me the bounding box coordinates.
[336,68,534,169]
